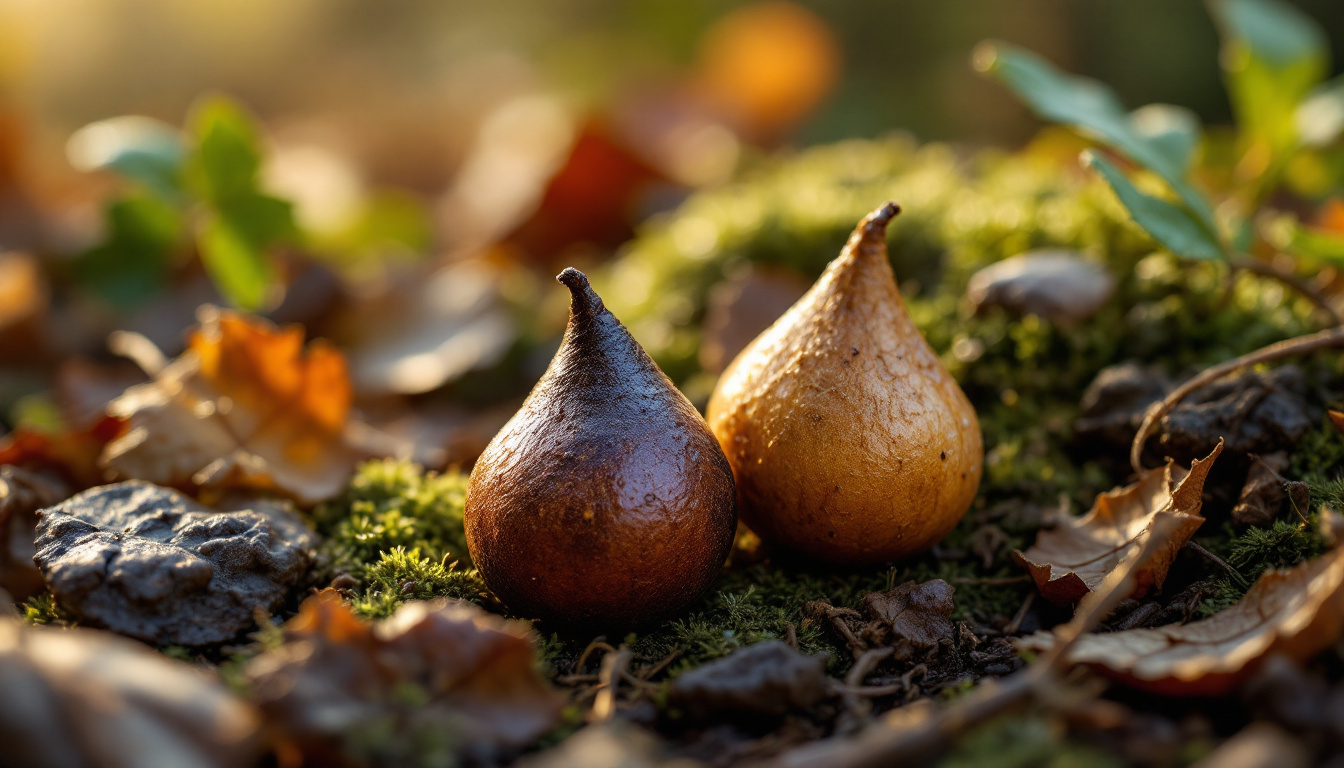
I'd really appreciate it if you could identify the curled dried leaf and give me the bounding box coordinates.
[0,617,262,768]
[246,590,563,766]
[1019,546,1344,696]
[863,579,956,649]
[102,307,362,504]
[1013,442,1222,605]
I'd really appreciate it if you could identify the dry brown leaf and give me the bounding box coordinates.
[101,306,361,504]
[1013,441,1223,605]
[245,590,563,766]
[0,616,262,768]
[1018,545,1344,696]
[863,579,956,649]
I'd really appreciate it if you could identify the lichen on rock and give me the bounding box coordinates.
[33,480,317,646]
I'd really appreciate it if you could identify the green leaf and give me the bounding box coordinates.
[1298,77,1344,147]
[198,213,277,311]
[976,42,1218,235]
[1211,0,1328,155]
[1129,104,1200,175]
[65,116,185,200]
[188,95,263,202]
[1211,0,1327,68]
[78,194,184,308]
[215,192,298,248]
[1272,218,1344,267]
[1084,152,1226,261]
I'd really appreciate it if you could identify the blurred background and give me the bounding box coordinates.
[1,0,1343,465]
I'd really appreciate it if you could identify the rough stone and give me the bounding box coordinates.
[966,249,1116,325]
[1160,365,1316,466]
[34,480,316,646]
[1073,362,1172,453]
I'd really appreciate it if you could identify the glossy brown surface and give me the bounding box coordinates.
[707,203,982,564]
[465,268,737,630]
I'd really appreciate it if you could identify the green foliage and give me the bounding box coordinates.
[1083,152,1223,261]
[186,97,296,310]
[78,194,184,308]
[975,40,1218,243]
[349,547,485,620]
[315,458,472,576]
[979,0,1344,269]
[1212,0,1329,161]
[73,95,430,313]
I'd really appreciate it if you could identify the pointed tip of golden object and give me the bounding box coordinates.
[863,201,901,231]
[706,206,982,565]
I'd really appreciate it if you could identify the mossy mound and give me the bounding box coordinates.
[308,135,1341,701]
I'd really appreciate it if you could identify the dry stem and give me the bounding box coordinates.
[1130,326,1344,473]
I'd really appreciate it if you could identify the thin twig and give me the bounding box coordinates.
[639,649,681,681]
[555,674,599,685]
[1004,591,1036,635]
[1188,541,1250,589]
[1229,256,1343,327]
[572,639,614,675]
[1130,326,1344,473]
[591,648,631,722]
[840,647,896,726]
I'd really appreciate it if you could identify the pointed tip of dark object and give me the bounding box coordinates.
[860,202,901,237]
[557,267,605,316]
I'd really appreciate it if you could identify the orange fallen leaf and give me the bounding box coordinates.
[1013,441,1223,605]
[0,415,125,489]
[246,590,563,766]
[1328,409,1344,436]
[695,2,841,139]
[101,306,361,504]
[1018,545,1344,696]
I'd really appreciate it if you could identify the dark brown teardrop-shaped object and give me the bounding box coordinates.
[465,268,737,630]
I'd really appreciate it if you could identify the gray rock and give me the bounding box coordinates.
[966,250,1115,324]
[34,481,316,646]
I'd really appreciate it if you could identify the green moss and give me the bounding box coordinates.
[938,713,1124,768]
[349,547,487,620]
[1289,416,1344,500]
[1200,520,1329,616]
[1226,520,1327,579]
[315,459,471,576]
[20,593,72,627]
